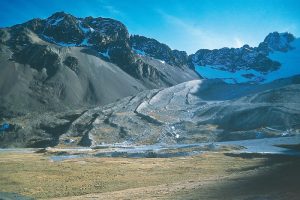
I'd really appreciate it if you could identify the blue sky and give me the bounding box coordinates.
[1,0,299,53]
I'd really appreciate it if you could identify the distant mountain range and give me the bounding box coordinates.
[0,12,299,148]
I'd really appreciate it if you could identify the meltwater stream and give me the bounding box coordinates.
[47,136,300,161]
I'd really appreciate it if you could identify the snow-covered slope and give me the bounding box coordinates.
[195,65,263,84]
[266,38,300,82]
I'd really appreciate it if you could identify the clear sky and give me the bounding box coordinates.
[1,0,299,53]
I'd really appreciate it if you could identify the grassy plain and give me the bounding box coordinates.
[0,150,299,199]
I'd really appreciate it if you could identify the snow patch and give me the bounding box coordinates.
[48,17,64,26]
[80,38,91,46]
[99,49,110,59]
[56,42,77,47]
[158,59,166,64]
[78,20,95,34]
[89,27,95,32]
[195,65,263,84]
[94,118,101,124]
[132,47,146,56]
[78,21,92,34]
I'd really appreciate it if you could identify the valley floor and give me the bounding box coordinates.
[1,149,300,200]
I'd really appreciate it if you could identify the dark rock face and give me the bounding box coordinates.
[82,16,134,69]
[261,32,295,52]
[172,49,189,67]
[191,45,281,73]
[85,16,130,49]
[18,12,135,76]
[43,12,85,44]
[13,44,60,77]
[0,111,84,148]
[130,35,189,68]
[128,35,197,84]
[63,56,79,74]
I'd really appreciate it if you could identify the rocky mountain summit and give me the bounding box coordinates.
[130,35,189,68]
[261,32,295,52]
[23,11,131,56]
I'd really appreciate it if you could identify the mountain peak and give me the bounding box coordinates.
[20,12,130,54]
[49,11,69,18]
[46,11,76,24]
[263,31,295,52]
[129,35,188,67]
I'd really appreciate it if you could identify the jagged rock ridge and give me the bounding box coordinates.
[191,32,295,73]
[191,32,299,83]
[130,35,188,68]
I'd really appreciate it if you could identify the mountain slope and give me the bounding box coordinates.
[58,76,299,147]
[0,12,199,116]
[1,76,299,148]
[0,30,146,115]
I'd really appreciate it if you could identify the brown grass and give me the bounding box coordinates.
[0,151,299,200]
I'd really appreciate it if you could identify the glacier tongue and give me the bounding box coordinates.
[265,38,300,82]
